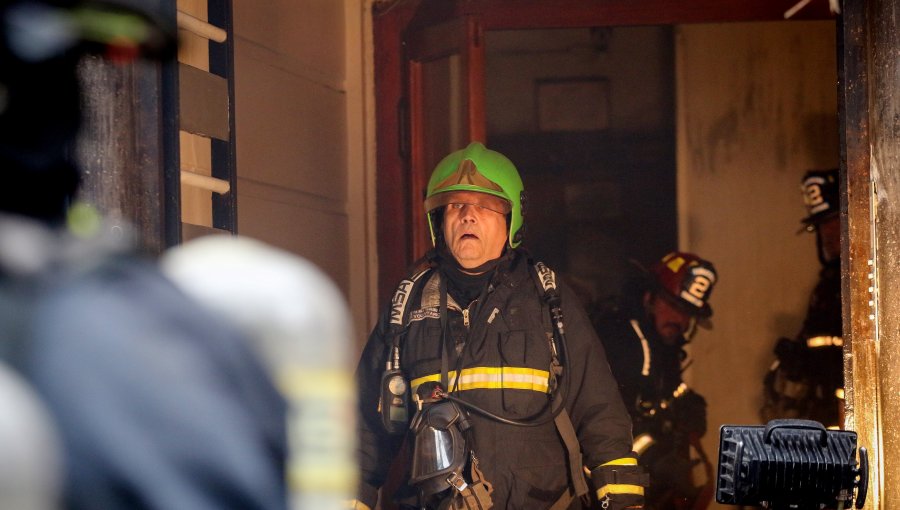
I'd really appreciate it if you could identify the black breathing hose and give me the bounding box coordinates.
[439,292,572,428]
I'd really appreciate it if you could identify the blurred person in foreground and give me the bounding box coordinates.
[761,169,844,429]
[592,252,718,510]
[0,1,290,508]
[351,142,646,510]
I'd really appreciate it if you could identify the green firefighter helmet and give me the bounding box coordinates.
[423,142,525,249]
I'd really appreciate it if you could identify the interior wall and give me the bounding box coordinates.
[485,27,677,304]
[232,0,377,339]
[675,20,839,494]
[486,27,672,136]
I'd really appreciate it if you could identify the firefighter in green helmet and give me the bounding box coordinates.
[351,142,646,510]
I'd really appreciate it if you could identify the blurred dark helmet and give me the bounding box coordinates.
[648,251,718,319]
[0,0,176,223]
[800,169,839,231]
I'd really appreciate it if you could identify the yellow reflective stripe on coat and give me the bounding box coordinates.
[410,366,551,393]
[807,335,843,348]
[597,484,645,498]
[601,457,638,467]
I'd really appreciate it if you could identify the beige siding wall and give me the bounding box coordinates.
[675,20,838,498]
[232,0,376,339]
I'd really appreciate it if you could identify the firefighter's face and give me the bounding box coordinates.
[644,292,694,346]
[442,191,508,271]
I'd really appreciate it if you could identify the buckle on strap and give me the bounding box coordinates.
[448,472,469,492]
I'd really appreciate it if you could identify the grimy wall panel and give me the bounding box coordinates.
[231,0,377,341]
[232,0,348,273]
[676,21,838,505]
[77,56,169,254]
[234,48,347,199]
[238,190,350,293]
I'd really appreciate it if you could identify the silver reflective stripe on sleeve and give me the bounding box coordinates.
[629,320,651,377]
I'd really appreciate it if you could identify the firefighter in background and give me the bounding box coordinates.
[351,142,647,510]
[592,252,718,510]
[0,2,291,508]
[761,169,843,429]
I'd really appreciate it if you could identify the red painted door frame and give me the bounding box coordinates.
[372,0,833,302]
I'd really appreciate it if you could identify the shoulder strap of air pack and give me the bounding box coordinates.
[532,260,558,297]
[384,267,434,369]
[388,267,432,330]
[530,261,590,504]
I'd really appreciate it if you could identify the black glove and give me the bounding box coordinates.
[590,458,649,509]
[671,390,707,437]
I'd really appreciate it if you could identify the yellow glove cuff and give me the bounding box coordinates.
[601,457,638,467]
[597,484,646,499]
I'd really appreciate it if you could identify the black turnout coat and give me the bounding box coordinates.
[356,251,633,509]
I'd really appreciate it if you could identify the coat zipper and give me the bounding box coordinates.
[462,298,478,329]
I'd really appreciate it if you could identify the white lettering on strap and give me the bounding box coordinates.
[390,269,429,326]
[534,261,557,294]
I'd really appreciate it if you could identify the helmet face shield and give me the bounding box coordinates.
[424,142,525,248]
[427,191,511,216]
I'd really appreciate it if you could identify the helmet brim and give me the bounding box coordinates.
[423,189,511,216]
[657,288,714,320]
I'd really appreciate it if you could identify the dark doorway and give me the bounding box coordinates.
[485,27,676,305]
[371,2,859,507]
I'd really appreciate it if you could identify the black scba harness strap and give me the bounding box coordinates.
[380,268,431,435]
[381,260,589,509]
[531,261,590,510]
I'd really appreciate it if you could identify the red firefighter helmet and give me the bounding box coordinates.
[648,252,717,318]
[800,169,839,229]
